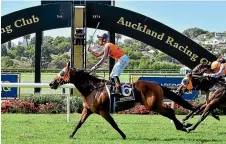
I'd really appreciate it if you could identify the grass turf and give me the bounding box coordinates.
[1,114,226,144]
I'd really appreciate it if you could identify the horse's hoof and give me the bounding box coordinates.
[213,115,220,121]
[69,135,73,139]
[184,123,193,128]
[122,134,126,140]
[187,128,194,133]
[179,126,188,133]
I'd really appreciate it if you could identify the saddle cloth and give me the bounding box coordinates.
[106,81,135,102]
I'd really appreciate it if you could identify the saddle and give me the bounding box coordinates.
[106,81,135,102]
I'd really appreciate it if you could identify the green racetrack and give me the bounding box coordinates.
[1,114,226,144]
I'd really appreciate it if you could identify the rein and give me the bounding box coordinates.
[84,69,107,90]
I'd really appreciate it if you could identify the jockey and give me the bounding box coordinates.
[217,56,226,64]
[203,60,226,78]
[88,33,130,95]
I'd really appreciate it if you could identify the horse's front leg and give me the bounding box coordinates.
[206,91,220,120]
[69,108,92,139]
[99,110,126,139]
[188,100,217,132]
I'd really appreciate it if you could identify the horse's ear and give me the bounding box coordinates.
[66,62,70,70]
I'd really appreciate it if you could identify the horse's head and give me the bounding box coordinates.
[49,62,103,93]
[49,62,72,89]
[177,63,212,95]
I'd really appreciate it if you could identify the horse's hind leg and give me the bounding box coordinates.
[156,106,187,132]
[99,110,126,139]
[182,105,202,123]
[188,100,217,132]
[69,108,92,139]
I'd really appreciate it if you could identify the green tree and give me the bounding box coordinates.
[30,36,36,45]
[53,36,66,46]
[57,41,71,54]
[14,45,26,58]
[41,45,52,68]
[23,34,31,47]
[1,44,7,56]
[182,27,209,39]
[1,56,13,67]
[7,41,11,49]
[205,32,214,39]
[115,33,122,44]
[87,35,94,46]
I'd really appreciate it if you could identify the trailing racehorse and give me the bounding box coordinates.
[177,63,226,132]
[49,62,188,139]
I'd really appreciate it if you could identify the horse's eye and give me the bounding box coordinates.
[60,71,65,76]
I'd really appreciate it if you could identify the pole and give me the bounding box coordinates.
[67,88,71,122]
[34,31,42,93]
[109,0,116,80]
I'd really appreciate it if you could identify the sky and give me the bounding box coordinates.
[1,0,226,44]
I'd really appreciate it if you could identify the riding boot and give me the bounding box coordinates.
[113,76,122,95]
[111,78,115,84]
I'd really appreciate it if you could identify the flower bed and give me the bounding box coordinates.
[1,94,83,114]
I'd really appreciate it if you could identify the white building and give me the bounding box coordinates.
[203,37,226,45]
[180,66,191,75]
[215,32,226,38]
[197,34,207,39]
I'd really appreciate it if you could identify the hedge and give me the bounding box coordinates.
[2,94,225,115]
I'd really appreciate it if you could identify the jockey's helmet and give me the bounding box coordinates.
[211,61,221,72]
[97,33,108,45]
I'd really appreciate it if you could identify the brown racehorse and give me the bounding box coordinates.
[49,62,188,139]
[177,63,226,132]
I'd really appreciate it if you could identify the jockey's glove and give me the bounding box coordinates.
[203,73,210,77]
[91,65,98,72]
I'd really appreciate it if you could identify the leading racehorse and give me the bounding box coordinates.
[49,62,188,139]
[176,63,226,132]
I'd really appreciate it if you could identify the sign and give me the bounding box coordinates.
[1,3,71,43]
[41,0,111,6]
[1,74,20,98]
[2,3,216,69]
[138,76,198,100]
[86,3,216,68]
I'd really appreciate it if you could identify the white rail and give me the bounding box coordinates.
[1,83,75,122]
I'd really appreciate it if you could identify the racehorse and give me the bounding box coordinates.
[49,62,188,139]
[176,63,226,132]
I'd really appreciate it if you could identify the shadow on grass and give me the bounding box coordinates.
[127,137,222,143]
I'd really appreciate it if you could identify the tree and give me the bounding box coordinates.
[87,35,94,46]
[14,45,26,58]
[23,34,31,47]
[57,41,71,54]
[53,36,66,46]
[30,36,36,45]
[1,56,13,67]
[205,32,214,39]
[7,41,11,49]
[1,44,7,56]
[182,27,209,39]
[115,33,122,44]
[41,45,52,68]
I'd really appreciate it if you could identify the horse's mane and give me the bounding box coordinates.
[71,68,106,83]
[191,63,211,75]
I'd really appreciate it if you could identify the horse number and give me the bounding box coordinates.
[93,15,100,19]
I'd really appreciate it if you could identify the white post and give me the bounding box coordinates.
[170,101,175,124]
[67,88,71,122]
[1,83,75,122]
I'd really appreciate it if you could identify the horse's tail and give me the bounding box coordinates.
[160,86,195,111]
